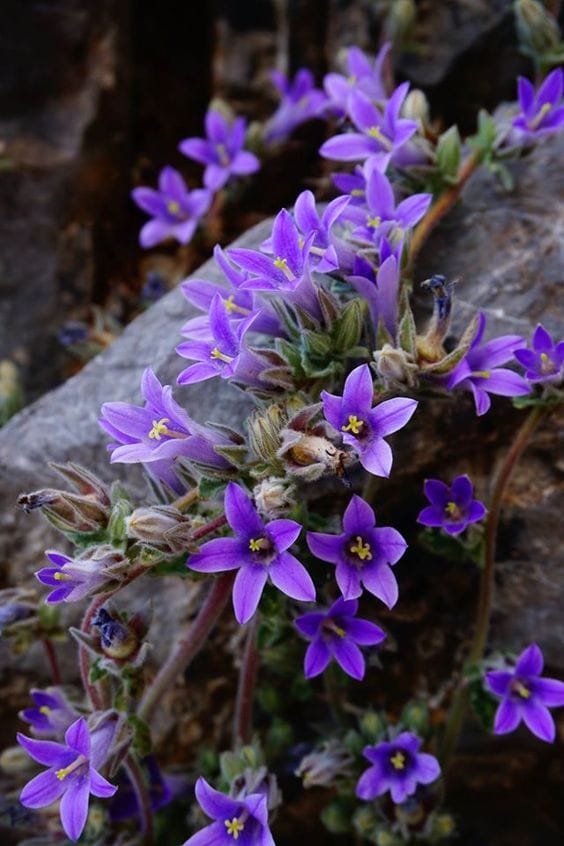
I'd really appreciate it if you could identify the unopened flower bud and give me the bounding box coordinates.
[295,739,353,788]
[253,477,295,517]
[126,505,193,552]
[0,745,35,774]
[18,488,109,533]
[0,359,23,425]
[0,588,37,634]
[402,89,430,128]
[352,806,378,837]
[401,701,429,734]
[278,430,350,481]
[514,0,560,56]
[373,344,419,390]
[431,812,456,838]
[320,801,351,835]
[92,608,138,660]
[386,0,417,45]
[359,709,385,742]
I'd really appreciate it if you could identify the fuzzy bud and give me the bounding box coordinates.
[402,89,430,129]
[295,739,353,788]
[514,0,560,56]
[18,488,109,533]
[320,801,351,835]
[0,588,38,634]
[278,430,350,481]
[0,359,23,425]
[126,505,194,552]
[92,608,139,660]
[253,477,295,517]
[373,344,418,390]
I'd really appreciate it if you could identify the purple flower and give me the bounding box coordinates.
[17,717,117,842]
[356,732,441,805]
[131,166,212,248]
[347,251,401,337]
[307,495,406,607]
[332,153,392,205]
[183,777,274,846]
[512,68,564,141]
[320,84,417,162]
[19,688,79,739]
[263,69,327,145]
[514,323,564,384]
[295,596,385,680]
[485,643,564,743]
[187,482,315,624]
[35,548,124,604]
[345,168,431,244]
[417,475,486,536]
[324,44,390,116]
[321,364,418,477]
[291,190,350,272]
[179,110,260,191]
[445,313,530,415]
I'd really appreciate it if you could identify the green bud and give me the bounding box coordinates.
[514,0,560,55]
[402,89,431,129]
[302,329,332,358]
[436,126,461,184]
[431,812,457,839]
[333,298,367,353]
[220,750,243,782]
[387,0,417,45]
[401,700,429,733]
[0,359,23,425]
[352,805,378,836]
[320,800,352,835]
[0,744,35,774]
[256,684,281,713]
[126,505,193,552]
[108,497,133,544]
[375,830,404,846]
[373,344,418,390]
[359,709,386,742]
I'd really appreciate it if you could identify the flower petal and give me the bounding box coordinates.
[65,718,90,756]
[295,612,325,638]
[17,734,67,767]
[89,768,117,798]
[415,753,441,784]
[20,769,66,809]
[332,638,365,680]
[59,776,90,841]
[304,638,332,678]
[342,495,376,536]
[335,560,362,599]
[195,777,240,821]
[521,700,555,742]
[485,671,512,698]
[187,538,243,573]
[343,364,374,413]
[360,436,393,478]
[266,519,302,551]
[362,563,398,608]
[306,531,343,564]
[371,397,418,437]
[232,565,268,624]
[269,552,316,602]
[224,482,264,537]
[493,698,520,735]
[534,677,564,707]
[516,642,544,677]
[344,617,386,645]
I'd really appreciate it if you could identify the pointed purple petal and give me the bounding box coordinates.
[414,753,441,784]
[521,700,555,742]
[417,505,445,528]
[266,519,302,551]
[343,364,374,412]
[188,538,243,573]
[344,617,385,645]
[372,527,407,565]
[516,642,544,677]
[371,397,418,436]
[65,718,90,756]
[304,638,332,678]
[332,638,365,680]
[451,474,473,506]
[306,531,343,564]
[89,768,117,798]
[534,678,564,707]
[295,612,325,638]
[17,734,67,766]
[224,482,264,537]
[335,560,363,599]
[20,769,66,809]
[233,565,268,624]
[360,437,393,477]
[362,563,398,608]
[320,133,375,161]
[342,495,376,535]
[493,699,520,734]
[269,552,316,601]
[59,777,90,842]
[485,671,512,697]
[195,777,240,821]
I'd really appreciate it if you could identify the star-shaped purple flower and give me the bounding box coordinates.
[323,44,390,116]
[295,596,385,681]
[512,68,564,141]
[417,475,487,536]
[321,364,418,477]
[182,777,274,846]
[332,154,392,205]
[514,323,564,384]
[131,166,212,248]
[292,190,350,273]
[179,109,260,191]
[18,717,117,842]
[307,495,406,607]
[35,548,124,604]
[356,732,441,805]
[485,643,564,743]
[187,482,315,624]
[445,313,530,415]
[19,688,79,739]
[263,68,327,145]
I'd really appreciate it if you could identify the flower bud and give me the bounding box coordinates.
[401,701,429,734]
[359,709,386,742]
[126,505,193,552]
[514,0,560,56]
[431,812,456,839]
[402,89,430,129]
[386,0,417,45]
[0,359,23,425]
[436,126,461,183]
[352,806,378,838]
[92,608,139,660]
[295,739,353,788]
[18,488,109,533]
[253,477,295,518]
[373,344,418,390]
[320,801,351,835]
[0,745,35,774]
[0,588,38,634]
[278,430,350,481]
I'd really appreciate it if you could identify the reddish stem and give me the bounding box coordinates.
[191,513,227,541]
[233,615,260,745]
[42,638,62,685]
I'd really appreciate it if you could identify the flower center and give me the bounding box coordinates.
[216,142,230,166]
[148,418,185,441]
[224,817,245,839]
[342,414,364,435]
[511,680,531,700]
[249,536,270,552]
[210,347,235,363]
[366,215,382,229]
[471,370,490,380]
[390,751,406,770]
[367,125,392,150]
[167,200,181,216]
[39,706,51,715]
[349,536,373,561]
[445,501,462,521]
[53,571,72,581]
[224,295,251,316]
[273,256,296,280]
[350,188,364,197]
[528,102,551,130]
[55,754,88,781]
[539,352,555,374]
[323,619,346,638]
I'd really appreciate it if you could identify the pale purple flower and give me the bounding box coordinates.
[321,364,418,477]
[179,110,260,191]
[19,688,79,739]
[187,482,315,624]
[307,495,406,607]
[324,44,390,116]
[132,166,212,248]
[320,84,417,162]
[356,732,441,805]
[445,313,530,415]
[417,475,487,536]
[345,168,431,244]
[295,596,385,680]
[35,548,124,604]
[485,643,564,743]
[18,717,117,842]
[514,323,564,384]
[183,777,274,846]
[291,190,350,272]
[512,68,564,141]
[263,69,327,145]
[347,250,401,337]
[332,153,392,205]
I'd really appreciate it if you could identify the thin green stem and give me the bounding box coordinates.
[440,405,547,767]
[233,615,260,745]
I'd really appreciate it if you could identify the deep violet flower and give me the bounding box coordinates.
[323,44,390,116]
[514,323,564,384]
[307,495,406,607]
[19,689,79,739]
[417,475,486,536]
[295,597,385,680]
[179,109,260,191]
[131,166,211,248]
[512,68,564,141]
[182,777,274,846]
[17,717,117,842]
[445,313,530,415]
[321,364,418,477]
[263,68,327,145]
[35,548,125,604]
[356,732,441,805]
[187,482,315,624]
[320,84,417,162]
[485,643,564,743]
[290,190,350,272]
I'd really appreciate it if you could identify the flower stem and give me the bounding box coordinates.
[191,513,227,541]
[173,487,199,512]
[409,151,480,266]
[42,638,62,685]
[123,753,154,845]
[233,614,260,745]
[440,404,547,767]
[137,572,234,723]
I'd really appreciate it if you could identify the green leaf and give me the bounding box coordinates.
[127,715,153,757]
[436,126,461,183]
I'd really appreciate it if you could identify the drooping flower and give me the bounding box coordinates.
[321,364,418,477]
[356,732,441,805]
[417,475,486,536]
[35,547,125,604]
[444,313,530,415]
[19,688,79,739]
[263,69,327,145]
[307,495,406,607]
[324,44,390,116]
[179,109,260,191]
[17,716,117,842]
[512,68,564,141]
[485,643,564,743]
[320,84,417,162]
[187,482,315,624]
[131,166,212,248]
[295,596,385,680]
[182,777,274,846]
[514,323,564,384]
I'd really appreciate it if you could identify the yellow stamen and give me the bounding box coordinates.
[53,572,71,581]
[529,102,551,130]
[350,536,373,561]
[366,215,381,229]
[148,417,171,440]
[350,188,364,197]
[445,502,461,519]
[210,347,234,363]
[539,352,555,374]
[225,818,245,839]
[367,126,392,150]
[342,414,364,435]
[471,370,490,380]
[390,751,406,770]
[216,143,229,165]
[513,681,531,700]
[224,295,251,316]
[39,706,51,715]
[273,257,295,280]
[334,625,346,638]
[55,755,87,781]
[249,537,263,552]
[167,200,180,215]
